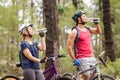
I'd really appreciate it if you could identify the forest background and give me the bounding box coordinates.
[0,0,120,79]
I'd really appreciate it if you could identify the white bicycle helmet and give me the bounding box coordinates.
[18,23,33,35]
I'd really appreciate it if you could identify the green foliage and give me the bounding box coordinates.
[100,58,120,79]
[0,63,22,77]
[110,0,120,58]
[58,6,65,16]
[58,3,76,29]
[0,0,33,77]
[0,0,120,79]
[59,48,76,75]
[113,34,120,58]
[59,49,120,79]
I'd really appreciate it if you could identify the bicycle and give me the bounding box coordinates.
[1,54,66,80]
[59,51,115,80]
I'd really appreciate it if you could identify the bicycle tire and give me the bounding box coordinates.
[1,75,21,80]
[59,73,76,80]
[92,74,114,80]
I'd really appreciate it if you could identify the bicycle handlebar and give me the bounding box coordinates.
[98,51,107,67]
[16,54,66,67]
[98,51,105,57]
[40,54,66,63]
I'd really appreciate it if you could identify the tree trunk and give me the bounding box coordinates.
[43,0,59,67]
[30,0,34,20]
[102,0,115,61]
[72,0,78,9]
[72,0,84,10]
[98,0,102,11]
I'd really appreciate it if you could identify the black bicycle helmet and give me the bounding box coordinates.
[72,11,85,24]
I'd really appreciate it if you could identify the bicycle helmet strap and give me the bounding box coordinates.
[23,27,32,38]
[78,17,86,25]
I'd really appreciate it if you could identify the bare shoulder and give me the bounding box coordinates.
[67,29,77,43]
[69,28,77,37]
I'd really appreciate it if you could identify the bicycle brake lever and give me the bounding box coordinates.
[58,54,66,58]
[40,57,47,63]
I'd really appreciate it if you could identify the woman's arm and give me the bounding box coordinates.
[23,48,40,62]
[37,37,46,51]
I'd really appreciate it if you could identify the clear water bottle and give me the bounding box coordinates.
[87,18,100,22]
[34,28,47,34]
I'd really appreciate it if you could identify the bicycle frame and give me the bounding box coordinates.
[43,62,60,80]
[42,54,66,80]
[14,54,65,80]
[73,66,99,80]
[72,59,103,80]
[65,51,111,80]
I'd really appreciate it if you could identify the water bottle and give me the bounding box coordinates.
[34,28,47,34]
[87,18,100,22]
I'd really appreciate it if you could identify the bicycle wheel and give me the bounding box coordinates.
[1,75,21,80]
[59,73,76,80]
[92,74,114,80]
